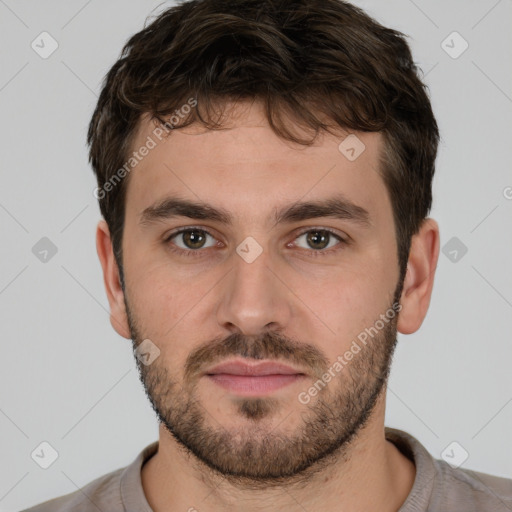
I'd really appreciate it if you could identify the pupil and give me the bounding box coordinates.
[307,230,329,249]
[185,230,205,249]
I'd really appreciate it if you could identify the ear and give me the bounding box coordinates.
[397,218,440,335]
[96,219,131,339]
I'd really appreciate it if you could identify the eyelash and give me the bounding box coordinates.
[164,226,348,258]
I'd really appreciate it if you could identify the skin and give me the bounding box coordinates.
[96,100,440,512]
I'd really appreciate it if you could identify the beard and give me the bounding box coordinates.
[126,290,401,488]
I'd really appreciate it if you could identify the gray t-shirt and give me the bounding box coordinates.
[21,427,512,511]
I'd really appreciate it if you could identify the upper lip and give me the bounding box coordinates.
[205,359,305,376]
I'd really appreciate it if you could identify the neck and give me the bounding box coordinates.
[141,391,416,512]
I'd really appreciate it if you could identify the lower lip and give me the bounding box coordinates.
[206,374,304,396]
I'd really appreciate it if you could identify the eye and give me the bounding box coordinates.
[166,228,218,252]
[292,228,345,252]
[163,226,348,259]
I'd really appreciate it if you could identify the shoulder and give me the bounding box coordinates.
[385,427,512,511]
[20,466,125,512]
[431,458,512,510]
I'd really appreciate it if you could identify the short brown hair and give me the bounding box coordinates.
[87,0,439,287]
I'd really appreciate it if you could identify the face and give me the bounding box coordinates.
[117,101,403,484]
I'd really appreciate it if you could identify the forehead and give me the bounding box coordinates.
[124,101,390,226]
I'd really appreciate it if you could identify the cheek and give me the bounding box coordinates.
[127,277,194,373]
[124,260,184,331]
[125,259,221,346]
[291,251,396,344]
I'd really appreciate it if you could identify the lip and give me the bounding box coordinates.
[204,359,307,396]
[205,359,305,376]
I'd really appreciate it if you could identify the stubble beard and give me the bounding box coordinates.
[126,296,400,488]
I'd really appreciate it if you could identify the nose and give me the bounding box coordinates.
[216,243,292,336]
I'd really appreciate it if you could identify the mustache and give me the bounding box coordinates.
[184,331,329,384]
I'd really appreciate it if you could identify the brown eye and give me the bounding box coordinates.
[293,229,344,252]
[168,229,216,251]
[306,230,330,249]
[182,230,207,249]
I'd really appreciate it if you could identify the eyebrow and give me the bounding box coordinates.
[139,194,371,228]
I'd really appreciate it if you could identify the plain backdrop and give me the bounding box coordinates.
[0,1,511,510]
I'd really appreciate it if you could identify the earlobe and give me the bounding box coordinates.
[397,218,440,335]
[96,220,132,339]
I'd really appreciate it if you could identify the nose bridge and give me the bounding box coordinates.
[216,240,291,334]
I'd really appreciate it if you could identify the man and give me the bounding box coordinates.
[22,0,512,511]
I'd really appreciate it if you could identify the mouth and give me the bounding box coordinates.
[204,359,307,396]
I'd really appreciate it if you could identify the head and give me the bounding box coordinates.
[92,0,440,485]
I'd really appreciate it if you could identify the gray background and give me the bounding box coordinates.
[0,0,511,510]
